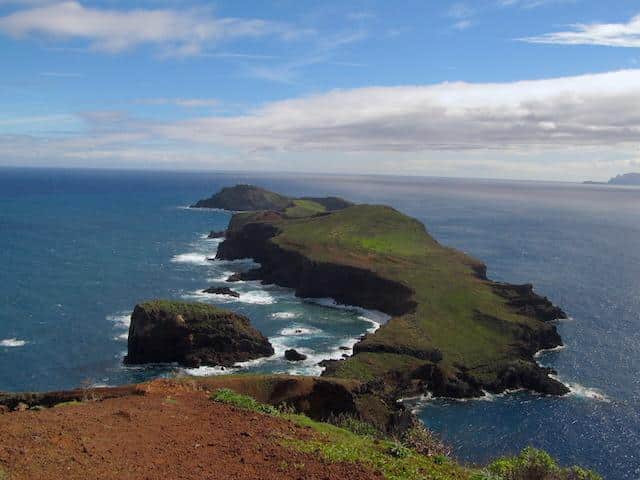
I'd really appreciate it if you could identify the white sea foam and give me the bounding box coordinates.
[1,338,26,347]
[534,344,567,358]
[170,252,212,266]
[238,290,275,305]
[207,271,235,283]
[279,325,323,336]
[306,297,390,332]
[549,375,610,402]
[184,365,232,377]
[271,311,300,320]
[107,312,131,328]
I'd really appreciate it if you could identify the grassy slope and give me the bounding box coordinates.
[211,387,601,480]
[243,204,550,385]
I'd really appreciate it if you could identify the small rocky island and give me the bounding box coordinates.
[194,184,570,399]
[584,172,640,185]
[124,300,273,368]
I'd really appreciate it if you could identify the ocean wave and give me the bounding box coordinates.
[534,344,567,358]
[271,311,300,320]
[305,297,390,331]
[107,312,131,328]
[207,271,234,283]
[184,365,232,377]
[549,375,610,402]
[1,338,26,347]
[279,324,324,336]
[183,288,275,305]
[238,291,275,305]
[170,252,211,266]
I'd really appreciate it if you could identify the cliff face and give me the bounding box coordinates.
[124,300,274,368]
[217,222,416,317]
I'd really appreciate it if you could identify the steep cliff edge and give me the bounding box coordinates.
[210,186,568,398]
[124,300,274,368]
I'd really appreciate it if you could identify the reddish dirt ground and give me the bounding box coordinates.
[0,381,380,480]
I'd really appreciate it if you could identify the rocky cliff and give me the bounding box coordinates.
[124,300,273,368]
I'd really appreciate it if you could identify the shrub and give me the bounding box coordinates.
[487,447,602,480]
[388,442,411,458]
[326,412,382,438]
[401,423,452,457]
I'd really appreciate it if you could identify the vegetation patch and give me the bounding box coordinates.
[211,388,280,416]
[0,466,8,480]
[482,447,602,480]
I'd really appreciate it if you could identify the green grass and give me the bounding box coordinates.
[210,388,600,480]
[211,388,470,480]
[232,203,550,388]
[0,466,8,480]
[284,199,327,218]
[211,388,280,415]
[135,300,258,336]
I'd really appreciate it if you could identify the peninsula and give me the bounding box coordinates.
[195,185,568,399]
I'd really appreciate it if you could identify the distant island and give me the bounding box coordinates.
[583,172,640,185]
[197,184,569,399]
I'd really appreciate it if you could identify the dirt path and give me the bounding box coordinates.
[0,382,379,480]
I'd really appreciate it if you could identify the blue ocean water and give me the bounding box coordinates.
[0,168,638,478]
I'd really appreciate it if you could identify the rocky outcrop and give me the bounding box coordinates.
[284,349,307,361]
[202,287,240,298]
[491,282,567,322]
[124,300,273,368]
[207,230,226,239]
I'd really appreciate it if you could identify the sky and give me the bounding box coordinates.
[1,0,640,181]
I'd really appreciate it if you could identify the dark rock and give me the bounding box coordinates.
[202,287,240,298]
[124,300,274,368]
[339,346,350,351]
[226,273,243,282]
[284,349,307,361]
[491,361,570,396]
[491,282,567,322]
[207,230,226,239]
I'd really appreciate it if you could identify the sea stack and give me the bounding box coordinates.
[124,300,274,368]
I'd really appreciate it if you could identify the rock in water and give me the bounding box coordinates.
[207,230,225,239]
[284,349,307,361]
[202,287,240,298]
[124,300,274,368]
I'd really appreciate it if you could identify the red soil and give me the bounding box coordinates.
[0,381,380,480]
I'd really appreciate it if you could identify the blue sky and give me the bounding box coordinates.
[1,0,640,180]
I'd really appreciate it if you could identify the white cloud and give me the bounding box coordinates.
[3,69,640,180]
[522,13,640,47]
[0,1,305,55]
[153,69,640,152]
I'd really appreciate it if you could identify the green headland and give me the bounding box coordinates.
[199,185,568,399]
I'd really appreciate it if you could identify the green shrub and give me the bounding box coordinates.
[388,442,411,459]
[401,423,452,457]
[0,466,8,480]
[487,447,602,480]
[210,388,280,416]
[326,412,382,438]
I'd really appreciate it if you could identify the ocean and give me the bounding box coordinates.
[0,167,638,479]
